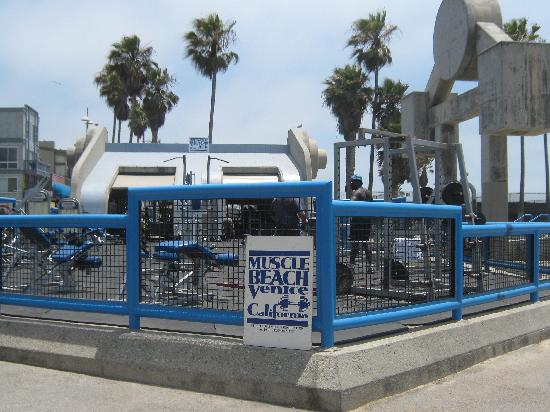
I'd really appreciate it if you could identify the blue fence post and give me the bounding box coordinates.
[452,213,464,321]
[317,182,335,348]
[126,190,141,329]
[530,231,540,302]
[0,228,2,316]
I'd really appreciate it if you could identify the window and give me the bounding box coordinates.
[0,148,17,169]
[0,177,17,193]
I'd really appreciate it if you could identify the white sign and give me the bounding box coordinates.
[189,137,209,153]
[244,236,313,350]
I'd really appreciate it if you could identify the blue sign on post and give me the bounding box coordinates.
[189,137,209,153]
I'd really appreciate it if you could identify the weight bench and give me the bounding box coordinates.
[3,227,102,293]
[151,241,239,304]
[155,241,239,266]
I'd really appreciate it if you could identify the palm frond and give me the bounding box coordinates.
[183,13,239,79]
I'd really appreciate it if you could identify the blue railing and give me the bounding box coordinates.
[1,181,550,349]
[461,223,547,305]
[126,181,335,346]
[331,201,463,336]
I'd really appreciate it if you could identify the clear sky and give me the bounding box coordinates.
[0,0,548,194]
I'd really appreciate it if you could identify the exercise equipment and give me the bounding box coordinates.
[2,226,103,293]
[133,241,239,305]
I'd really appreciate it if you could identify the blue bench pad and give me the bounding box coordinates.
[51,242,94,263]
[153,251,180,261]
[155,241,239,264]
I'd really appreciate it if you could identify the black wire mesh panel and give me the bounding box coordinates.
[540,233,550,282]
[463,235,531,295]
[138,197,316,311]
[0,226,126,301]
[335,216,454,315]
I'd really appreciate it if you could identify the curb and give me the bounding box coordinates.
[2,301,550,411]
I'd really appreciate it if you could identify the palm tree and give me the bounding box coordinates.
[377,78,407,133]
[375,78,434,196]
[142,66,179,143]
[503,18,542,217]
[128,102,148,143]
[376,78,409,196]
[107,35,154,143]
[184,13,238,144]
[347,10,398,192]
[323,65,371,198]
[94,68,129,143]
[95,68,118,143]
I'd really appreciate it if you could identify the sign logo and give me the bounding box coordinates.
[244,236,313,350]
[189,137,209,153]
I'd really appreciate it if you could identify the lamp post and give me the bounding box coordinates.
[80,108,94,134]
[207,156,230,184]
[163,156,187,185]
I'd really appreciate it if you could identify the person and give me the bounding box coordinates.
[349,187,373,266]
[271,197,307,236]
[349,174,364,196]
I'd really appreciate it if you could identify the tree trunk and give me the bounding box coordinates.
[345,143,356,199]
[545,134,550,213]
[208,73,217,145]
[151,128,159,144]
[129,97,136,144]
[519,136,525,217]
[112,112,116,144]
[368,69,379,192]
[117,120,122,144]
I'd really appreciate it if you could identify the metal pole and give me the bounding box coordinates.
[406,136,422,204]
[163,156,187,186]
[207,156,229,184]
[183,155,187,185]
[334,145,340,200]
[383,136,391,201]
[207,156,211,184]
[454,143,474,218]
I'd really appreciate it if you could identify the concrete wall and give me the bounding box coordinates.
[401,92,430,139]
[287,128,327,180]
[0,109,24,140]
[39,141,69,181]
[71,126,108,200]
[479,42,550,136]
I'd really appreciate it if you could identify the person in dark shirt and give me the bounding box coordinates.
[349,188,373,265]
[271,197,306,236]
[347,174,364,198]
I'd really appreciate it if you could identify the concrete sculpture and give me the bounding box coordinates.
[402,0,550,220]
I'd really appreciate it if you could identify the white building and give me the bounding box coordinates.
[70,127,327,214]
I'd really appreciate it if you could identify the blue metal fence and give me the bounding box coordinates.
[0,214,128,315]
[126,181,336,346]
[1,181,550,349]
[332,200,463,335]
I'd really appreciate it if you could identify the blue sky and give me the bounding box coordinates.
[0,0,549,194]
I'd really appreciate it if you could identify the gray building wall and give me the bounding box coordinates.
[39,141,69,183]
[0,105,48,200]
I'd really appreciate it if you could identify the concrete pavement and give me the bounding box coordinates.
[3,339,550,411]
[365,339,550,412]
[0,360,303,412]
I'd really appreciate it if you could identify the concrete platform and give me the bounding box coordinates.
[2,300,550,411]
